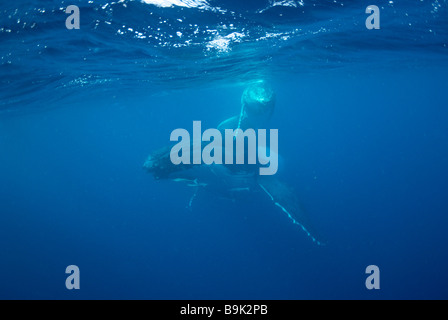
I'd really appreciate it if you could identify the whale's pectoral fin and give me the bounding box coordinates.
[217,115,240,132]
[172,178,207,211]
[187,187,200,211]
[257,175,324,246]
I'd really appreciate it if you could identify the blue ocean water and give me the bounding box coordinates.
[1,0,448,300]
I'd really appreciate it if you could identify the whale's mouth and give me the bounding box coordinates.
[143,145,188,180]
[143,154,166,180]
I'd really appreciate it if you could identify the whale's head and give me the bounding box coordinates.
[241,82,276,119]
[143,145,185,180]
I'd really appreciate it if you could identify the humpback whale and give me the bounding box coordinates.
[143,147,323,245]
[143,82,323,245]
